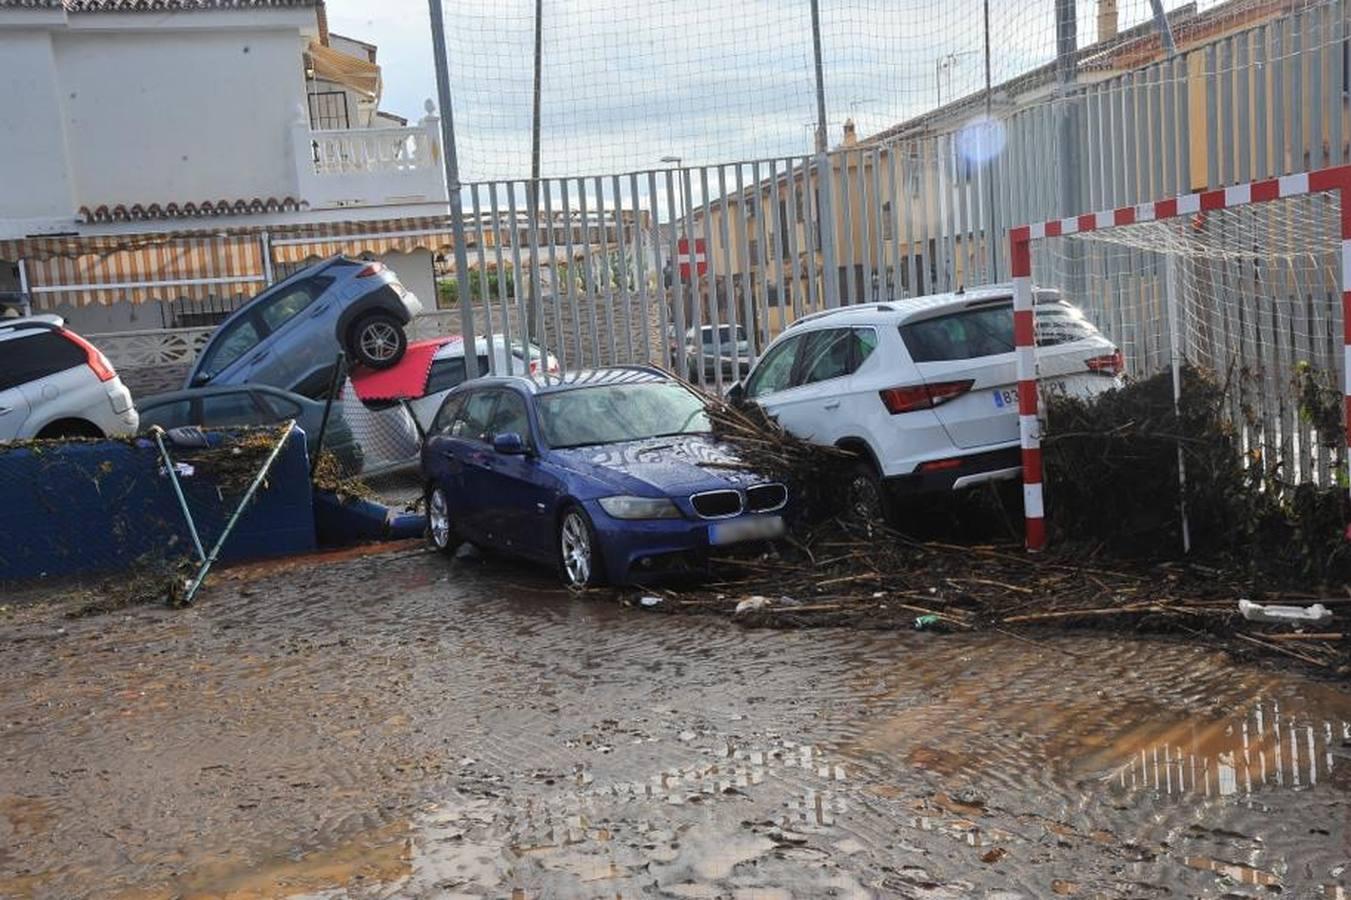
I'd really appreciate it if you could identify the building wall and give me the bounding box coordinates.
[0,29,77,231]
[53,26,307,211]
[378,248,435,312]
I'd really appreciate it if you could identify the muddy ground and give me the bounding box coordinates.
[1,544,1349,899]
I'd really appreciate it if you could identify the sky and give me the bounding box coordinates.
[326,0,1204,185]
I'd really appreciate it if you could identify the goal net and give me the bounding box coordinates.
[1013,168,1351,550]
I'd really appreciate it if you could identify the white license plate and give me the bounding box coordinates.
[992,380,1067,409]
[709,515,785,546]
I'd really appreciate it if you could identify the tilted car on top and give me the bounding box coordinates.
[184,255,421,397]
[420,366,787,587]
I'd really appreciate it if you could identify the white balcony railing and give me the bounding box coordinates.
[294,111,448,209]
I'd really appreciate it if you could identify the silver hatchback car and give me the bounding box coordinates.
[184,256,422,397]
[0,315,139,440]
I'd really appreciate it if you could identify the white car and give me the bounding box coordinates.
[0,315,139,440]
[406,334,559,430]
[733,286,1122,515]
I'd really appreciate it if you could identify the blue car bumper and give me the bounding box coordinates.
[582,500,780,585]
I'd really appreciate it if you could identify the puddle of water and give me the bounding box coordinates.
[1183,854,1281,886]
[1098,699,1350,801]
[111,823,411,900]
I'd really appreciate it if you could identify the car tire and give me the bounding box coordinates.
[426,485,462,556]
[846,460,893,526]
[348,312,408,371]
[558,505,605,589]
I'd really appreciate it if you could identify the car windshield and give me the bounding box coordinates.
[536,381,710,449]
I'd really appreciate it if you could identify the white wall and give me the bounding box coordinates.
[53,26,307,211]
[379,248,435,312]
[0,29,77,232]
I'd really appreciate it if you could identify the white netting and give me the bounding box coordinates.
[1034,191,1343,485]
[438,0,1343,182]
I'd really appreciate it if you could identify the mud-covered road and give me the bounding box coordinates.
[1,544,1348,898]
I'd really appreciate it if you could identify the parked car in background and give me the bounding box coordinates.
[731,286,1122,518]
[184,255,421,398]
[0,315,138,440]
[677,324,752,384]
[137,384,363,473]
[0,291,32,319]
[421,367,787,587]
[406,334,559,431]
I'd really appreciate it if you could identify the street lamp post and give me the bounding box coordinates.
[659,155,688,237]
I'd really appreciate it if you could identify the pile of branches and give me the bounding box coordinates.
[633,518,1348,673]
[706,397,857,523]
[1042,365,1351,585]
[684,375,1349,674]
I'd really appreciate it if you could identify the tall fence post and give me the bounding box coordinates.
[1010,226,1045,551]
[809,0,840,309]
[427,0,478,378]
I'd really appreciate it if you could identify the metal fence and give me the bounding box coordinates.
[88,1,1351,484]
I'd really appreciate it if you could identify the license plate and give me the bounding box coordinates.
[992,381,1067,409]
[709,515,785,546]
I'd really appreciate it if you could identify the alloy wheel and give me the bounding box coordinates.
[429,488,451,550]
[560,511,592,586]
[359,321,401,362]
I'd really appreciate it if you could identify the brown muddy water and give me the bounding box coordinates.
[0,546,1348,899]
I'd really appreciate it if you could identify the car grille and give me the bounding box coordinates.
[690,489,743,519]
[745,483,788,513]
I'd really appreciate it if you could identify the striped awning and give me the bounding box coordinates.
[268,216,458,264]
[2,216,467,309]
[24,236,267,309]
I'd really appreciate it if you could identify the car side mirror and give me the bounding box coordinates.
[192,371,213,387]
[726,382,745,405]
[493,432,527,455]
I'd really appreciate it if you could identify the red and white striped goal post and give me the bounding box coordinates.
[1009,164,1351,552]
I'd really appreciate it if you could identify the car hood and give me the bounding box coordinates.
[550,434,765,496]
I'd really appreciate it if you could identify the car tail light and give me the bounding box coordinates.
[918,458,963,472]
[530,358,559,375]
[1085,349,1124,376]
[878,379,974,414]
[356,262,386,278]
[61,329,116,382]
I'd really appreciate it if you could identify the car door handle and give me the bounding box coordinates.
[249,349,270,363]
[824,400,841,410]
[309,303,332,318]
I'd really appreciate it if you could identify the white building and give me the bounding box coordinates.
[0,0,452,333]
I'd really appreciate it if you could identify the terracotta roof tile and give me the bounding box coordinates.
[0,0,319,9]
[77,196,306,223]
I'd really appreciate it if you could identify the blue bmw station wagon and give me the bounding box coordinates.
[420,366,788,587]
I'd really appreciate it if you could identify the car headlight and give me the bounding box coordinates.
[598,496,682,519]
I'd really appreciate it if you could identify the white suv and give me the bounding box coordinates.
[0,316,139,440]
[733,286,1121,513]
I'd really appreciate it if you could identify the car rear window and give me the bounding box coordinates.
[900,302,1103,362]
[201,392,262,427]
[0,330,86,390]
[426,355,492,394]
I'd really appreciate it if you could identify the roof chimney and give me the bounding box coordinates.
[842,118,858,147]
[1098,0,1119,42]
[316,0,330,46]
